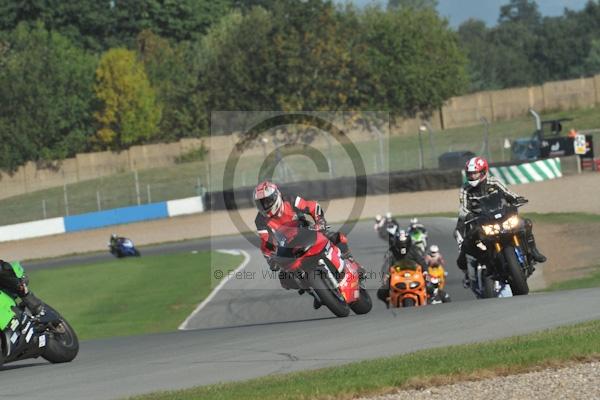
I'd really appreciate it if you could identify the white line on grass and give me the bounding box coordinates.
[178,249,251,330]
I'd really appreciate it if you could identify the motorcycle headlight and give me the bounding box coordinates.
[482,224,501,235]
[502,215,520,230]
[409,281,419,289]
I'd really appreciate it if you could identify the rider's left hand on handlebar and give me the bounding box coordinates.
[267,258,280,272]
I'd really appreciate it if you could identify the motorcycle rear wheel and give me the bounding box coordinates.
[350,288,372,315]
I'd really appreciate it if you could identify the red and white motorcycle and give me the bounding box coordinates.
[271,226,372,317]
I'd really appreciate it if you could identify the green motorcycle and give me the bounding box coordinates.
[0,262,78,366]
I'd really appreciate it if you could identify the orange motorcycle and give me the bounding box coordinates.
[387,260,428,307]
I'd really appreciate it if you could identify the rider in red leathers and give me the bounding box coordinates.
[254,181,357,309]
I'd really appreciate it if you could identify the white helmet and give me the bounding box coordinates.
[375,214,382,222]
[385,212,392,219]
[410,217,419,225]
[429,244,439,255]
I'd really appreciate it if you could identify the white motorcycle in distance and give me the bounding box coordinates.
[374,213,399,241]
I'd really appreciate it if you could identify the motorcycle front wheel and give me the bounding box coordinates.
[402,298,416,307]
[41,304,79,363]
[307,269,350,317]
[504,246,529,295]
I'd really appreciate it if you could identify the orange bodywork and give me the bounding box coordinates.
[388,264,428,308]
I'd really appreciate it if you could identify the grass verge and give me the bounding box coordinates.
[27,250,243,340]
[524,212,600,224]
[543,265,600,292]
[127,319,600,400]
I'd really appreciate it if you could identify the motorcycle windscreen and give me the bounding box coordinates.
[9,261,25,279]
[478,192,509,215]
[0,291,17,330]
[272,227,317,267]
[391,259,420,271]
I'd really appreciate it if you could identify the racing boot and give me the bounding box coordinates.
[528,237,547,263]
[524,220,546,263]
[306,289,322,309]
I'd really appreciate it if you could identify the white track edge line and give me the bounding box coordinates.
[178,249,251,330]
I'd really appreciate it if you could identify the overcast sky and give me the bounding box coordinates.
[336,0,590,27]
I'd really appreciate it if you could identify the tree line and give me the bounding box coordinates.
[0,0,599,172]
[457,0,600,91]
[0,0,466,171]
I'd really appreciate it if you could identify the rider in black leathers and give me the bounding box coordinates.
[376,228,428,304]
[455,157,546,283]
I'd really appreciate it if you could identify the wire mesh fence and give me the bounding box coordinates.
[0,166,211,226]
[0,110,597,226]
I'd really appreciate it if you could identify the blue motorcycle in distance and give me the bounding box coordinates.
[109,236,141,258]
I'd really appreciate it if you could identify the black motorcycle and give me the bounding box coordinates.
[1,263,79,367]
[465,192,532,296]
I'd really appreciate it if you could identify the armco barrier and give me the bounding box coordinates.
[0,218,65,242]
[207,169,463,211]
[64,202,169,232]
[0,196,204,243]
[167,196,204,217]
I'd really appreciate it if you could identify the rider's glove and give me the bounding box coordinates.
[516,196,527,204]
[267,258,280,272]
[315,217,327,232]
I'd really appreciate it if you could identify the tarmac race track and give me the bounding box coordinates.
[1,218,599,400]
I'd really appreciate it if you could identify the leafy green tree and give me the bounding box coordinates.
[0,22,97,171]
[0,1,115,51]
[584,39,600,75]
[136,30,202,140]
[0,0,232,51]
[111,0,233,46]
[196,2,369,121]
[387,0,438,11]
[458,19,502,90]
[498,0,541,24]
[358,7,467,116]
[94,48,161,149]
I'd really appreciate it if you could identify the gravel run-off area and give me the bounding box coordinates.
[358,361,600,400]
